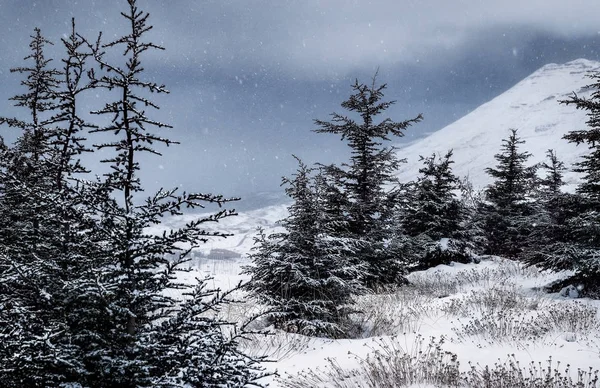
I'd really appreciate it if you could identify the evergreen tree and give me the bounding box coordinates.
[539,149,566,197]
[456,175,487,257]
[482,129,537,258]
[0,27,86,387]
[245,157,365,338]
[314,75,422,287]
[522,150,582,272]
[403,150,471,269]
[404,150,461,239]
[0,2,268,386]
[549,69,600,296]
[78,1,266,385]
[0,27,61,257]
[562,73,600,201]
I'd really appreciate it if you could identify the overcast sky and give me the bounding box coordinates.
[1,1,599,208]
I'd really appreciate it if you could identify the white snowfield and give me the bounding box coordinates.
[175,252,600,387]
[162,59,600,386]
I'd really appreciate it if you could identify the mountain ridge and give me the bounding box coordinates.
[395,58,600,191]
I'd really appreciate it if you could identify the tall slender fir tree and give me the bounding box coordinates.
[482,129,537,258]
[314,75,422,287]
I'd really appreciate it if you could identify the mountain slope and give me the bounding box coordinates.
[396,58,600,190]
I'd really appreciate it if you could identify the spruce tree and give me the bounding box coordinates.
[404,150,461,239]
[245,157,365,338]
[562,72,600,201]
[482,129,537,258]
[551,69,600,296]
[78,1,266,385]
[522,150,580,271]
[403,150,470,269]
[539,149,566,197]
[314,75,422,287]
[0,27,85,387]
[0,2,268,386]
[457,175,487,256]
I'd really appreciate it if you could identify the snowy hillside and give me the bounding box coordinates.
[396,58,600,190]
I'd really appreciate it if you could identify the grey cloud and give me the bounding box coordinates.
[2,1,599,79]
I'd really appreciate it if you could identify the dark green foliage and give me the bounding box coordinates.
[148,282,267,387]
[402,150,471,269]
[561,72,600,201]
[539,149,566,197]
[404,151,461,240]
[543,201,600,298]
[482,129,537,258]
[0,27,86,387]
[314,75,422,287]
[245,158,366,338]
[522,150,579,271]
[540,79,600,296]
[547,69,600,296]
[485,130,537,209]
[75,2,265,386]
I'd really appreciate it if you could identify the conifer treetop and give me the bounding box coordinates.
[314,75,423,142]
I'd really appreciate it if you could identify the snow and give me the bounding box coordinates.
[560,284,581,299]
[172,243,600,386]
[439,237,450,251]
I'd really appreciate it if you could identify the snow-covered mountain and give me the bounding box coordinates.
[396,58,600,191]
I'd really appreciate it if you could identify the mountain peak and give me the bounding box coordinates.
[529,58,600,81]
[564,58,599,68]
[397,60,599,190]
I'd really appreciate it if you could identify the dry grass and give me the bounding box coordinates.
[281,336,600,388]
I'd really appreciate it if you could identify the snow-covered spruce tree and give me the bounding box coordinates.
[551,71,600,296]
[78,1,266,386]
[313,163,352,238]
[403,150,470,270]
[0,27,61,256]
[1,3,266,386]
[539,149,566,198]
[456,175,487,256]
[482,129,538,258]
[0,28,88,387]
[0,22,133,387]
[245,157,365,338]
[314,76,422,288]
[521,150,581,271]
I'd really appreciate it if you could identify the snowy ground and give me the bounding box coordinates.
[157,207,600,387]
